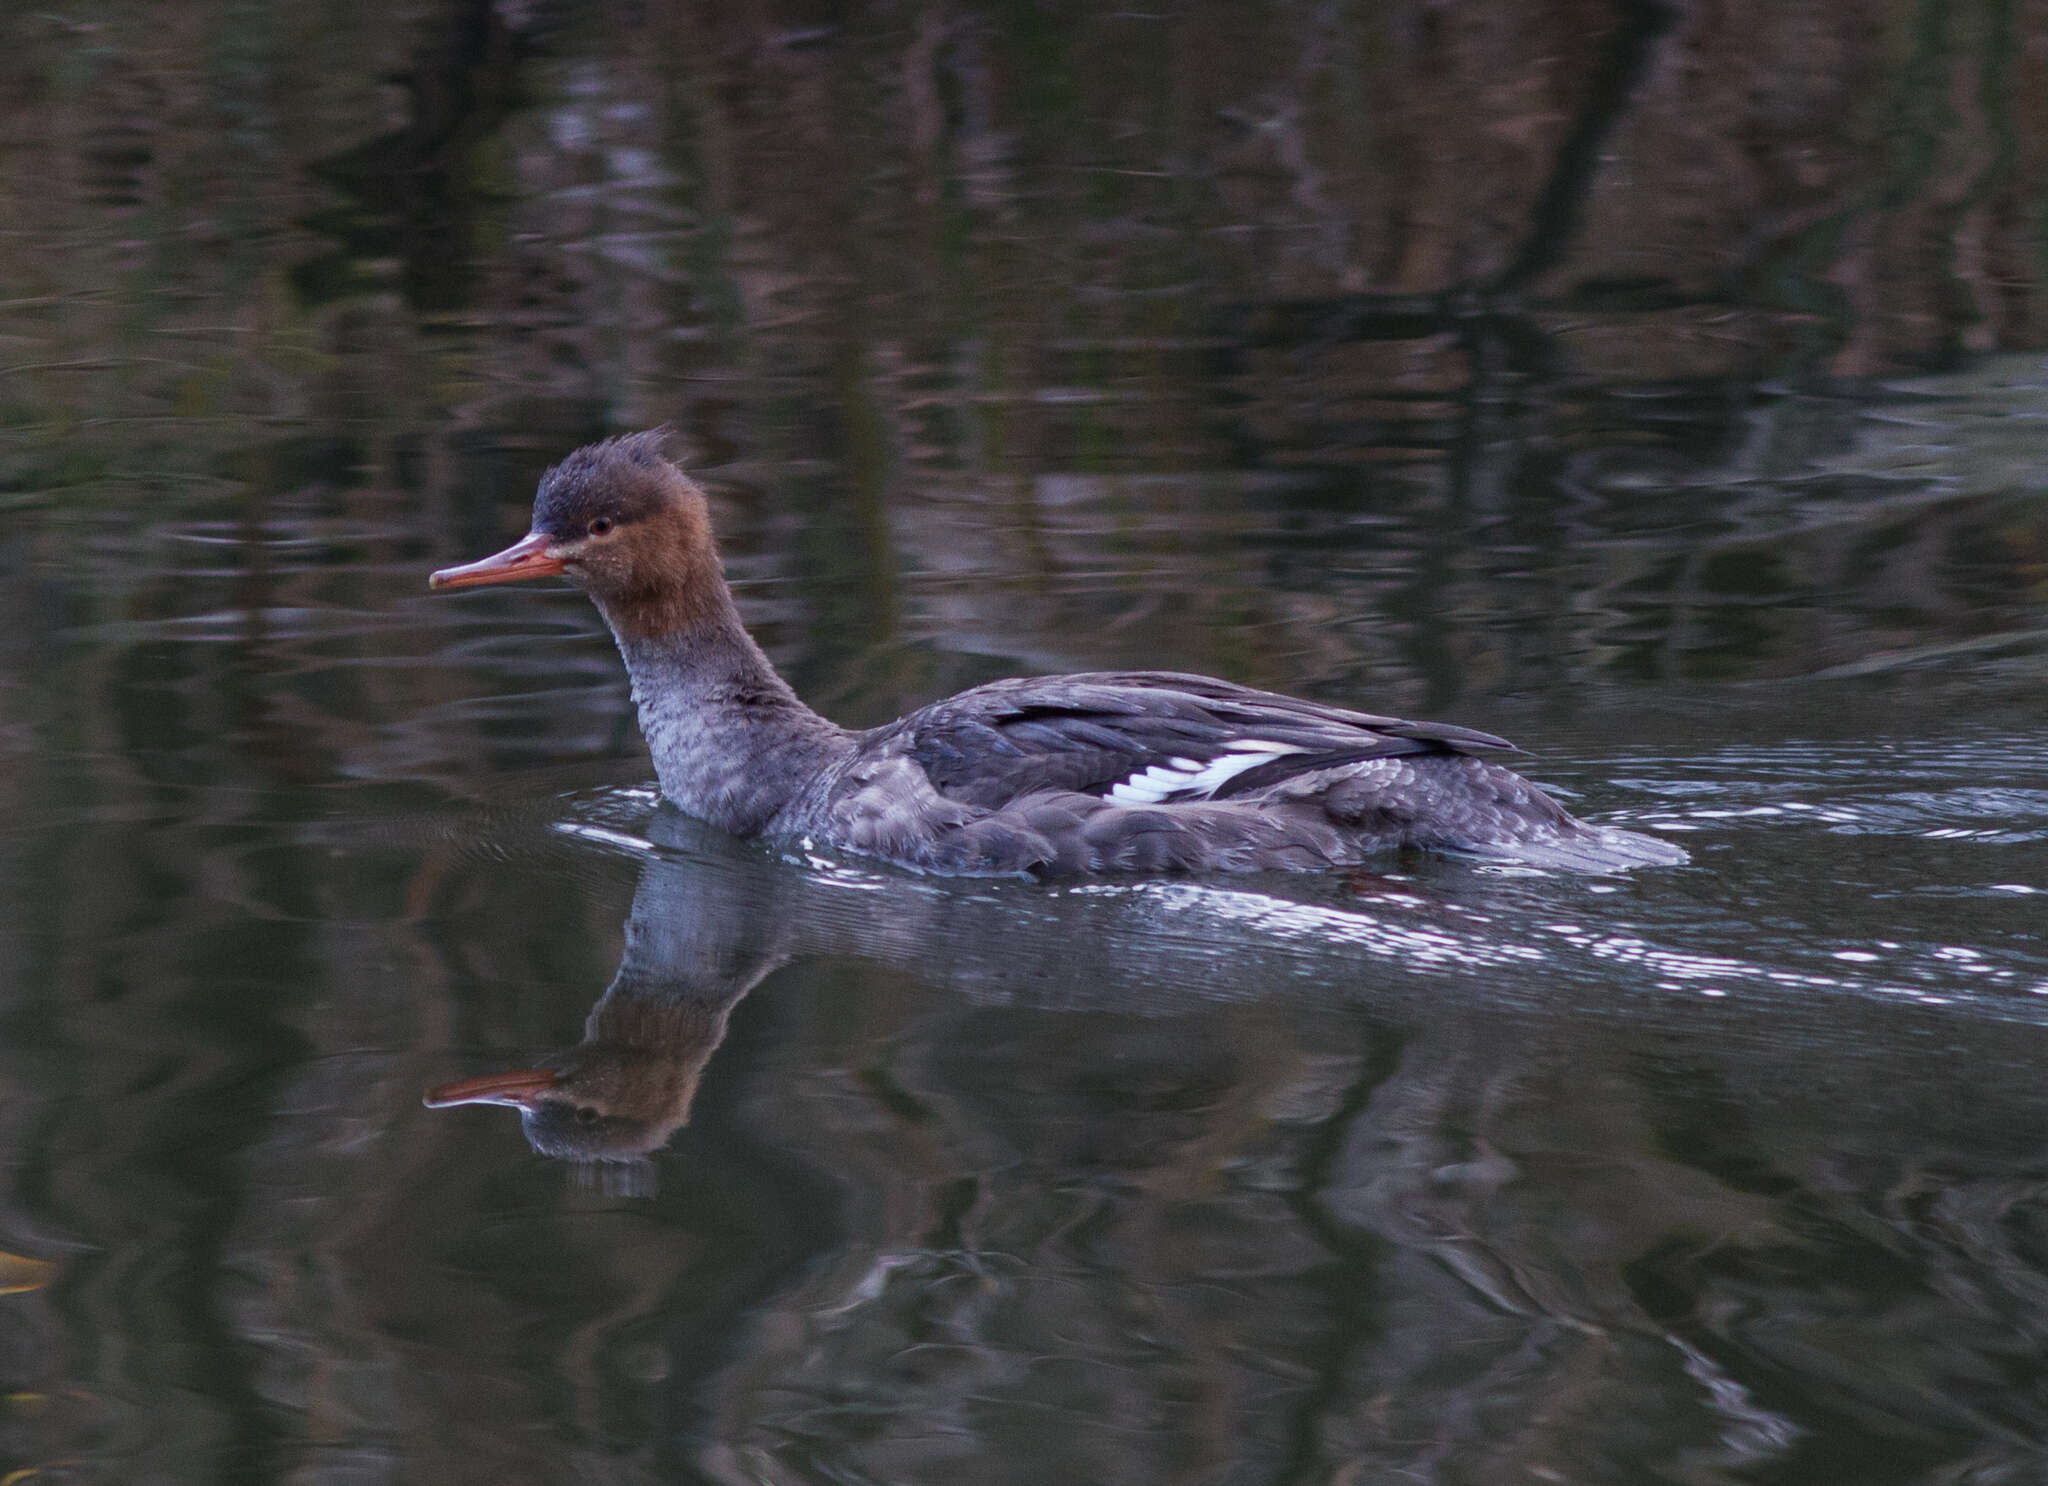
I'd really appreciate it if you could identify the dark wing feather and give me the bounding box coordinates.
[890,671,1517,811]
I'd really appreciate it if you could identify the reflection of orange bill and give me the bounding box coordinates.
[423,1068,559,1108]
[0,1251,55,1295]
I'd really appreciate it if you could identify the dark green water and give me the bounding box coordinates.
[5,3,2048,1482]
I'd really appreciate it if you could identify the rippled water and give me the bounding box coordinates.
[6,2,2048,1482]
[373,747,2048,1484]
[16,702,2048,1481]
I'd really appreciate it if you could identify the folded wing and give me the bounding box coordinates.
[893,670,1516,811]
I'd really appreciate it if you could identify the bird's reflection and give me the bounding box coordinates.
[425,813,792,1191]
[421,802,1404,1188]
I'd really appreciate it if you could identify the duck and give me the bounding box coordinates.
[429,432,1686,876]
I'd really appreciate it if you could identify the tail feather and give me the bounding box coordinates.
[1449,822,1690,873]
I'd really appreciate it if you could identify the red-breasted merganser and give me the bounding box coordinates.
[429,433,1686,875]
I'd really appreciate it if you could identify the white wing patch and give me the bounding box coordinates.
[1106,740,1307,805]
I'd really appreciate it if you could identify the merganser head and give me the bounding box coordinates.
[429,430,723,635]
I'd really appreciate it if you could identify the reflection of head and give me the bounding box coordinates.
[425,827,793,1186]
[425,1020,708,1158]
[421,1064,665,1195]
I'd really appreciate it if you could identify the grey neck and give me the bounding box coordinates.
[598,593,851,837]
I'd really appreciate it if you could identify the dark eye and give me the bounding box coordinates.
[587,516,614,537]
[575,1106,600,1125]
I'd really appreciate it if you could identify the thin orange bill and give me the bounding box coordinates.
[429,531,565,590]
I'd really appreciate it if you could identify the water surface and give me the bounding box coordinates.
[4,3,2048,1482]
